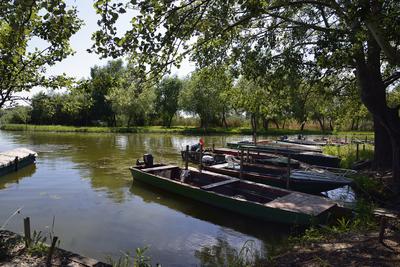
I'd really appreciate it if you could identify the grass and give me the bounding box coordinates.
[0,123,374,136]
[323,143,374,169]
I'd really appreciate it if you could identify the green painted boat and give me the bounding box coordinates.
[130,164,344,225]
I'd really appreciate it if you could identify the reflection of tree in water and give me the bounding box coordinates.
[195,238,268,267]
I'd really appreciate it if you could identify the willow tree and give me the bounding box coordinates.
[92,1,400,191]
[0,1,82,108]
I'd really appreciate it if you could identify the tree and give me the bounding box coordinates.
[92,0,400,191]
[179,66,231,128]
[106,81,155,127]
[88,60,125,126]
[0,1,82,108]
[154,76,182,127]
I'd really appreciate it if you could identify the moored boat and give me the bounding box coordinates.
[203,162,353,194]
[130,159,346,225]
[227,144,340,168]
[0,148,37,177]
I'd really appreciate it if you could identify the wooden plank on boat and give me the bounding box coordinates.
[201,178,239,190]
[141,165,178,172]
[265,192,336,216]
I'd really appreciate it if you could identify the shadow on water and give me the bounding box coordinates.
[130,180,291,243]
[0,164,37,190]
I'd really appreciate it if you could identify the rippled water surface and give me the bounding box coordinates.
[0,131,299,266]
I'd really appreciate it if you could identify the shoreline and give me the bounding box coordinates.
[0,124,374,136]
[0,230,111,267]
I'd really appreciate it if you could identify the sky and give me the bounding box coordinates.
[38,0,195,81]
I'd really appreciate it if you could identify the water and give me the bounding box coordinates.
[0,131,294,266]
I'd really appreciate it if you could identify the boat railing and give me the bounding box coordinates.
[304,165,357,177]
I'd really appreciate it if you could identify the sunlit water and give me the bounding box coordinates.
[0,131,304,266]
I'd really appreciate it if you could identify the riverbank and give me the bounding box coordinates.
[0,123,373,136]
[0,230,110,267]
[272,229,400,266]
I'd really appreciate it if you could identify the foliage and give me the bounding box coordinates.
[106,80,155,127]
[91,0,400,187]
[26,230,48,256]
[179,66,232,128]
[0,0,82,108]
[194,239,265,267]
[323,144,374,169]
[154,76,183,127]
[0,106,31,125]
[107,247,154,267]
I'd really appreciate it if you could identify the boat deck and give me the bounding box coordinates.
[0,148,37,177]
[266,192,336,216]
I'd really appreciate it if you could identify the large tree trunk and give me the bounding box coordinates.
[263,118,269,131]
[317,117,324,132]
[272,119,280,129]
[373,117,392,170]
[355,39,400,192]
[251,113,257,143]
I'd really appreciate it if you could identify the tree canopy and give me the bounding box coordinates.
[92,0,400,190]
[0,0,82,108]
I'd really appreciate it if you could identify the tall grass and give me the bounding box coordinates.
[323,143,374,169]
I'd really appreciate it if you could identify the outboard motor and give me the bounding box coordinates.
[143,154,153,168]
[202,155,214,165]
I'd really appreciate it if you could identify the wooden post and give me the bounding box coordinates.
[185,145,189,170]
[379,216,387,242]
[345,136,347,144]
[286,155,291,189]
[14,156,19,171]
[199,144,203,172]
[46,236,58,267]
[240,147,244,180]
[356,143,359,161]
[24,217,31,247]
[247,148,250,163]
[212,143,215,152]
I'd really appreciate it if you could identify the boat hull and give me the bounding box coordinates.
[130,167,335,225]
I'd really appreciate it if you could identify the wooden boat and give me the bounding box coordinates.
[130,163,345,225]
[180,150,226,166]
[211,147,301,168]
[226,143,340,168]
[279,137,328,146]
[204,162,353,194]
[227,140,323,153]
[0,148,37,177]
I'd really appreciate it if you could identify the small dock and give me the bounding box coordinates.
[0,148,37,177]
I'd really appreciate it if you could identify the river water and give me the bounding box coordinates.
[0,131,303,266]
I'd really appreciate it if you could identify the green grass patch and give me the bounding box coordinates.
[323,144,374,169]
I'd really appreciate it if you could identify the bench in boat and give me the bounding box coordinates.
[201,178,239,190]
[141,165,178,172]
[266,192,336,216]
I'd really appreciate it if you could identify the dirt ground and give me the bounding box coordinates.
[0,230,110,267]
[273,229,400,267]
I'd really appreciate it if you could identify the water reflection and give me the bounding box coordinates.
[130,181,290,241]
[0,130,354,265]
[0,164,37,190]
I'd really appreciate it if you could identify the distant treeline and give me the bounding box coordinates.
[1,60,386,132]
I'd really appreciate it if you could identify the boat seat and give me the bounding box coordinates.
[201,178,239,190]
[141,165,178,172]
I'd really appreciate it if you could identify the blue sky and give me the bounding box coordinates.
[45,0,194,80]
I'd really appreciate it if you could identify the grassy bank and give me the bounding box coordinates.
[0,123,374,136]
